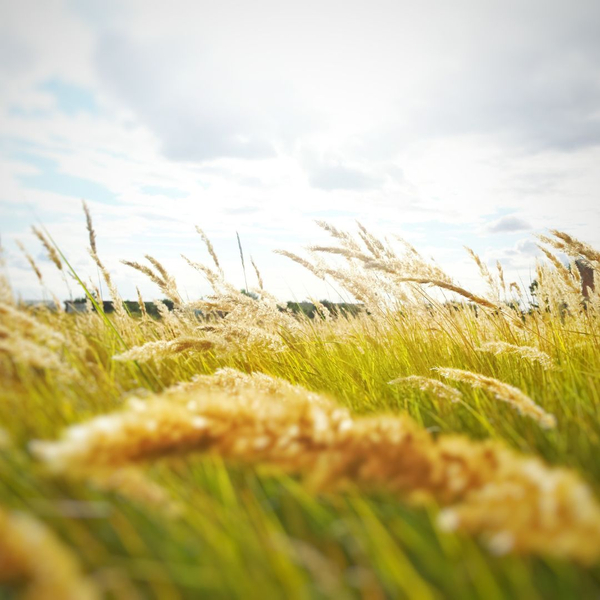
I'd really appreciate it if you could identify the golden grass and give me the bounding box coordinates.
[2,214,600,596]
[31,369,599,563]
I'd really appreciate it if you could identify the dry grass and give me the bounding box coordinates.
[1,216,600,597]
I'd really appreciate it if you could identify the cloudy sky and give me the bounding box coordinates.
[1,0,600,302]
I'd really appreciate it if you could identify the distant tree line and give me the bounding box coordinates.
[65,297,363,319]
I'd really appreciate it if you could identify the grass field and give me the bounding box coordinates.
[2,208,600,599]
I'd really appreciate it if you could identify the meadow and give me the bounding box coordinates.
[1,204,600,599]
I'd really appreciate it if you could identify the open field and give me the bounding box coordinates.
[2,211,600,599]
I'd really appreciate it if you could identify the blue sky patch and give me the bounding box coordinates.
[39,78,98,116]
[12,152,116,204]
[140,185,189,199]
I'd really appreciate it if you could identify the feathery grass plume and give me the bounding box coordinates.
[0,305,76,379]
[309,245,373,264]
[464,247,499,298]
[195,226,223,275]
[509,281,521,296]
[0,331,65,371]
[0,505,99,599]
[315,220,362,253]
[15,241,63,311]
[0,303,64,346]
[496,261,506,295]
[182,255,231,293]
[82,201,126,319]
[311,299,332,321]
[236,231,249,292]
[183,248,301,353]
[250,256,264,290]
[32,379,600,563]
[121,260,156,282]
[537,245,582,295]
[365,270,498,310]
[273,249,326,280]
[145,255,181,304]
[153,298,174,322]
[389,375,463,403]
[297,223,503,314]
[82,200,97,255]
[292,246,408,314]
[533,260,584,317]
[161,368,332,407]
[31,226,62,271]
[539,230,600,266]
[121,256,181,305]
[475,341,555,370]
[136,287,148,319]
[435,367,556,428]
[356,221,390,259]
[113,335,219,362]
[16,240,43,285]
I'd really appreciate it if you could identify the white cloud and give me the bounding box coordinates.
[1,0,600,301]
[487,216,532,234]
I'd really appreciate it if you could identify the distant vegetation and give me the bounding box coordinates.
[66,297,363,320]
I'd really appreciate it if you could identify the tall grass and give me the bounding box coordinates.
[1,208,600,598]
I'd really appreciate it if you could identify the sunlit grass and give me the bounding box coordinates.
[1,213,600,598]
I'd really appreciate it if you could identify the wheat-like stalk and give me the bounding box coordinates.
[539,230,600,266]
[389,375,463,403]
[82,201,97,255]
[82,202,127,319]
[32,371,600,563]
[31,226,62,271]
[366,269,498,310]
[160,368,333,406]
[16,240,43,285]
[475,341,555,370]
[195,226,223,275]
[435,367,556,428]
[273,249,326,280]
[136,287,148,319]
[464,246,500,299]
[113,336,219,362]
[250,256,264,290]
[0,303,64,345]
[122,256,181,305]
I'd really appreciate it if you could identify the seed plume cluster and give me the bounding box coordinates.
[475,341,555,370]
[435,368,556,429]
[388,375,464,403]
[32,369,600,563]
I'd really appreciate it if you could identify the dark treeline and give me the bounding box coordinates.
[65,298,363,319]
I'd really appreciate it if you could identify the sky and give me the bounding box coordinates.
[1,0,600,303]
